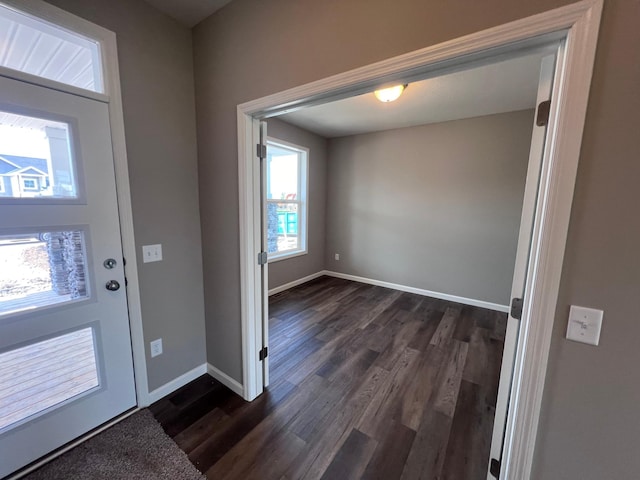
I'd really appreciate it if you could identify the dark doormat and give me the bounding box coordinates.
[22,409,205,479]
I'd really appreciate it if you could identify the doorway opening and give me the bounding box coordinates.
[237,2,602,479]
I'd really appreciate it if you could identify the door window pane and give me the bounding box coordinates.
[0,230,88,317]
[0,111,77,199]
[0,4,103,93]
[0,327,99,431]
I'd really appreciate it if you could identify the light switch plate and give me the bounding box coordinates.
[566,305,603,346]
[150,338,162,357]
[142,244,162,263]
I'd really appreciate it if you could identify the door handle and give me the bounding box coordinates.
[103,258,117,269]
[105,280,120,291]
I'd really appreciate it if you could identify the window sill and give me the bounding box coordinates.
[268,249,308,263]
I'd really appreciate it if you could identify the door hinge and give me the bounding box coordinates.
[257,251,268,265]
[490,458,501,478]
[256,143,267,158]
[511,297,523,320]
[536,99,551,126]
[259,346,268,361]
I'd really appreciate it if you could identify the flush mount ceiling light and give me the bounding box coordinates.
[374,84,407,102]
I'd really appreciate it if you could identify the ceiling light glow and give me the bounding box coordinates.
[374,84,407,102]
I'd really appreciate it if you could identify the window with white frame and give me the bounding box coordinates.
[21,177,38,191]
[266,139,308,261]
[0,3,104,93]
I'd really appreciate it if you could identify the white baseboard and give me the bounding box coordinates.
[268,271,326,296]
[207,363,245,397]
[147,363,207,404]
[324,270,509,313]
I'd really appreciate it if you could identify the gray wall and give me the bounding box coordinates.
[266,118,327,290]
[46,0,206,392]
[193,0,640,478]
[325,110,533,306]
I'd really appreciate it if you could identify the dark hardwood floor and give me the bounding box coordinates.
[150,276,507,479]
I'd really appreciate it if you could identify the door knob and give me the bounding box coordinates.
[103,258,117,269]
[105,280,120,291]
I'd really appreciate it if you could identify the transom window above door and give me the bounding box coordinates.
[0,3,103,93]
[266,139,308,261]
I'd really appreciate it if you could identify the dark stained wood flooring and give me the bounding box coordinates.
[150,276,507,479]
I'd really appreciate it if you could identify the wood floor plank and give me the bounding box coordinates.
[269,336,326,384]
[401,408,453,479]
[356,347,421,440]
[289,347,378,442]
[429,306,462,347]
[157,382,238,437]
[173,407,230,454]
[462,326,492,386]
[441,380,495,480]
[205,375,326,479]
[361,421,416,480]
[398,345,447,431]
[473,307,496,330]
[432,339,469,418]
[355,289,403,329]
[491,311,508,342]
[452,306,476,342]
[244,430,307,480]
[283,366,389,480]
[319,428,377,480]
[151,276,506,480]
[405,308,444,353]
[189,380,297,472]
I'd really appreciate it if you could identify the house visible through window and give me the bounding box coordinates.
[22,178,38,190]
[266,139,308,261]
[0,110,77,200]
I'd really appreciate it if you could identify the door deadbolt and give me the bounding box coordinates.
[105,280,120,291]
[103,258,117,269]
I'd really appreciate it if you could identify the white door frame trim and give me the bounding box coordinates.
[0,0,150,406]
[237,1,602,478]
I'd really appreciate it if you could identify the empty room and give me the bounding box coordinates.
[0,0,637,479]
[155,49,541,472]
[246,53,543,477]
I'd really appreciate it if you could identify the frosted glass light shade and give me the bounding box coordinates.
[374,84,406,102]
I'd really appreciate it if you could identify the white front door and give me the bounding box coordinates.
[0,73,136,477]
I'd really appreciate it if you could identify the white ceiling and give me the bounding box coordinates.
[278,53,544,138]
[144,0,234,27]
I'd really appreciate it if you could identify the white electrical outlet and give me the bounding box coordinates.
[566,305,603,346]
[335,253,340,260]
[150,338,163,357]
[142,244,163,263]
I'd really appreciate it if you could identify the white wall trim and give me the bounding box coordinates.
[268,271,326,296]
[99,13,150,409]
[207,363,245,398]
[237,2,603,479]
[147,364,207,404]
[502,1,603,477]
[324,271,509,313]
[2,0,150,407]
